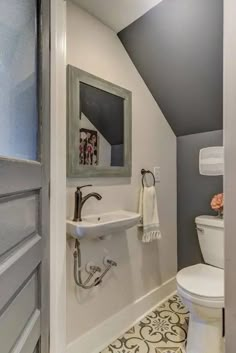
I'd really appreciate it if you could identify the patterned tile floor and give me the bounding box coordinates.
[101,294,189,353]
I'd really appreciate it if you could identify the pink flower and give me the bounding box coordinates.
[211,193,224,211]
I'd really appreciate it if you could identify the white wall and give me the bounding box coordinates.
[66,1,177,347]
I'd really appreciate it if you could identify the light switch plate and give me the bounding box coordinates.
[154,167,161,182]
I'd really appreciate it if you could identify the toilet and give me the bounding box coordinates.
[177,215,224,353]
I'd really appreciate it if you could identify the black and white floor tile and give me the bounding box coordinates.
[101,294,189,353]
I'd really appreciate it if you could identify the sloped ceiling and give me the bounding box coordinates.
[119,0,223,136]
[71,0,164,33]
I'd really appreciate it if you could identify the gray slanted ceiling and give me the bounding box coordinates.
[80,82,124,145]
[119,0,223,136]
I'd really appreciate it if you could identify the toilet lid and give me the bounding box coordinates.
[177,264,224,298]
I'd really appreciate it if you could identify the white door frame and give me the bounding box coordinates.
[224,0,236,351]
[50,0,67,353]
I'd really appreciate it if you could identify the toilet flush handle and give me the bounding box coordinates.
[196,226,204,233]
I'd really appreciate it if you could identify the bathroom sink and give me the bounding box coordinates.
[66,210,140,239]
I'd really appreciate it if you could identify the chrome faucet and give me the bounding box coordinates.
[73,185,102,222]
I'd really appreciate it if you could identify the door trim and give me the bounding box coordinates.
[50,0,67,352]
[39,0,51,352]
[224,0,236,351]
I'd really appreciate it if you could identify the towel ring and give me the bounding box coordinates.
[141,169,155,188]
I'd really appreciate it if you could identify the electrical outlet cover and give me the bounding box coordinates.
[154,167,161,182]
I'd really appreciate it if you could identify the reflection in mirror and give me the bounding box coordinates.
[67,65,132,177]
[79,83,124,167]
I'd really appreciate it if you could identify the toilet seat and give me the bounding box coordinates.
[176,264,224,308]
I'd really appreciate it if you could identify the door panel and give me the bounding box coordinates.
[0,160,42,194]
[0,192,38,257]
[0,273,38,353]
[0,235,41,313]
[0,0,50,352]
[11,310,40,353]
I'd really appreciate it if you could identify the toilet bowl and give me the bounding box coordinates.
[177,263,224,353]
[177,216,224,353]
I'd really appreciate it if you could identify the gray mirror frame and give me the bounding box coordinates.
[67,65,132,178]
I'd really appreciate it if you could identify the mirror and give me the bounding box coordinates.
[80,82,124,167]
[67,65,132,177]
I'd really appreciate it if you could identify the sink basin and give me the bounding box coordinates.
[66,210,140,239]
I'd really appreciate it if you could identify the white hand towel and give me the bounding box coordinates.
[138,186,161,242]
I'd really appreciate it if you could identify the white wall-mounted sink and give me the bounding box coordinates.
[66,210,140,239]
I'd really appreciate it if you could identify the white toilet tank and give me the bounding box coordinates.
[195,215,224,269]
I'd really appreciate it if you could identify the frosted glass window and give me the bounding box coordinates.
[0,0,38,160]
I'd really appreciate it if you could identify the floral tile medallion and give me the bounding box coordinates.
[101,295,189,353]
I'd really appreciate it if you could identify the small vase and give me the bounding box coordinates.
[217,209,223,218]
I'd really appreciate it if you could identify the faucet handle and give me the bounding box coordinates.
[76,185,92,192]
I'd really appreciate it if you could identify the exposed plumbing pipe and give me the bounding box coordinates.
[73,239,117,289]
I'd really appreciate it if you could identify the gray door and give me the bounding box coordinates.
[0,1,50,353]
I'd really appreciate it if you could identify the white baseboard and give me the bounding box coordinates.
[67,277,176,353]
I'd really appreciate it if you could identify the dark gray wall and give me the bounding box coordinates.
[177,130,223,270]
[118,0,224,269]
[119,0,223,136]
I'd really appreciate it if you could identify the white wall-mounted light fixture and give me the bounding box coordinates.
[199,146,224,176]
